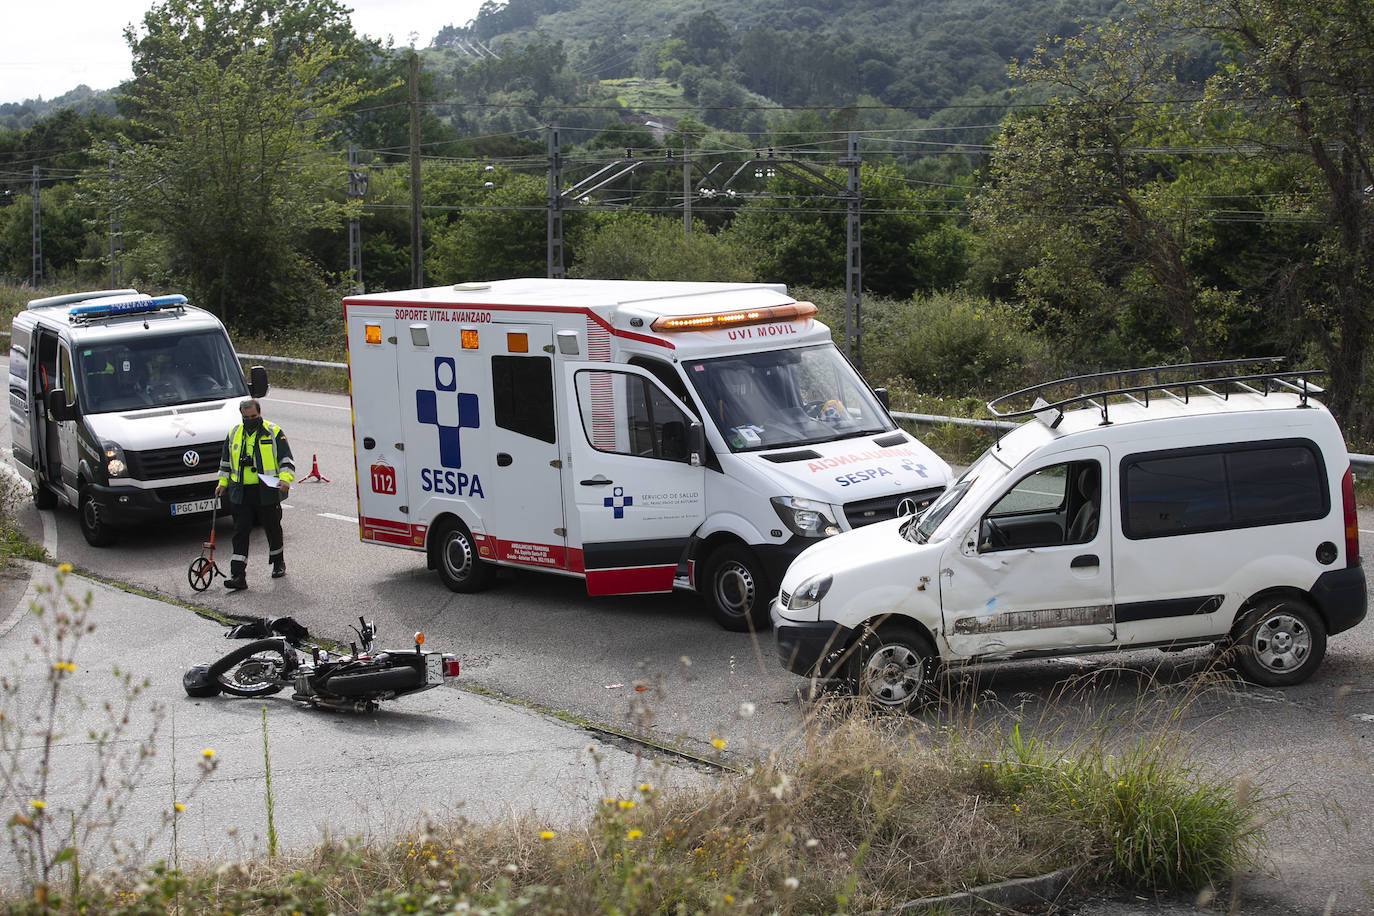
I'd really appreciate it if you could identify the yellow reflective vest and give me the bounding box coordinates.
[218,420,295,503]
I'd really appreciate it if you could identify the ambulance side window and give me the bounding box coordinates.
[574,369,693,463]
[491,355,555,443]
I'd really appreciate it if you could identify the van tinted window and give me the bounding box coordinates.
[1122,440,1327,538]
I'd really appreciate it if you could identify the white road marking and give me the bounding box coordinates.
[319,512,357,523]
[268,396,350,411]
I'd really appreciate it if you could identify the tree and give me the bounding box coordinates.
[970,14,1250,366]
[569,213,757,282]
[1171,0,1374,432]
[89,0,375,328]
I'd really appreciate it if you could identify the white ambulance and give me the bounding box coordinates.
[8,289,268,546]
[345,279,951,630]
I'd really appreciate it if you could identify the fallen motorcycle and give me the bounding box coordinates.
[183,615,459,712]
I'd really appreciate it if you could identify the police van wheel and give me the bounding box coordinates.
[78,489,118,547]
[435,519,493,593]
[33,483,56,510]
[705,544,772,632]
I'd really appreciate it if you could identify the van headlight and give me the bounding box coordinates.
[771,496,843,538]
[788,573,832,610]
[102,441,129,478]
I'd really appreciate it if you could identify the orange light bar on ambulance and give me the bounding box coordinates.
[461,328,480,349]
[507,332,529,353]
[364,323,383,344]
[649,301,817,333]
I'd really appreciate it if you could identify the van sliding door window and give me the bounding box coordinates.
[491,355,555,443]
[574,369,693,462]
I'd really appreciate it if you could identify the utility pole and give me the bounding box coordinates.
[843,132,862,368]
[682,130,692,234]
[408,53,423,288]
[348,145,366,293]
[31,165,42,286]
[547,125,564,278]
[108,155,123,288]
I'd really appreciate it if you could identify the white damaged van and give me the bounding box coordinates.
[8,289,267,546]
[772,360,1367,704]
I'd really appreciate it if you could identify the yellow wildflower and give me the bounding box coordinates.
[626,829,643,840]
[29,800,44,810]
[539,831,556,840]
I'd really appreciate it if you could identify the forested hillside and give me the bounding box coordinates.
[2,0,1373,438]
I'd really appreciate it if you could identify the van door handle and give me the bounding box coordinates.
[1070,554,1099,569]
[580,476,612,486]
[496,452,513,467]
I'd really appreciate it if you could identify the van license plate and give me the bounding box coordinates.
[171,498,219,516]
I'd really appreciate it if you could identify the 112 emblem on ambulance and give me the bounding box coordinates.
[370,455,397,495]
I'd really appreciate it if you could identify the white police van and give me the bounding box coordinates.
[345,279,951,630]
[772,360,1368,702]
[8,289,267,546]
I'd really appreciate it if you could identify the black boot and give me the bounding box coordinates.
[224,560,247,591]
[271,556,286,579]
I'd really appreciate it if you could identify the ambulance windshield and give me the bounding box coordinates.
[77,330,248,414]
[683,344,894,452]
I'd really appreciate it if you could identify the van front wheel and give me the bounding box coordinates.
[855,624,936,710]
[704,544,772,632]
[434,519,494,594]
[1231,598,1327,687]
[79,489,118,547]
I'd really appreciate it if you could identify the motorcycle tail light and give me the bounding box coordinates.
[443,658,460,677]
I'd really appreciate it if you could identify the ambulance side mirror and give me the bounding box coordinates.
[249,365,269,399]
[46,388,76,421]
[688,421,704,467]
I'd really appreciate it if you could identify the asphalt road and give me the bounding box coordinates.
[6,379,1374,913]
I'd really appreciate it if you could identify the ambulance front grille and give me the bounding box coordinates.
[843,486,944,529]
[126,443,223,480]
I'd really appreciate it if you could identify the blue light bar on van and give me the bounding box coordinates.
[67,294,187,321]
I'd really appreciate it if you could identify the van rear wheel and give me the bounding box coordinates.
[434,519,494,594]
[1231,597,1327,687]
[704,544,772,632]
[79,489,118,547]
[855,624,936,710]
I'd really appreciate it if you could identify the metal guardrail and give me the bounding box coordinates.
[238,352,347,370]
[892,410,1374,479]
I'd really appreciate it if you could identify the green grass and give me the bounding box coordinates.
[600,77,688,114]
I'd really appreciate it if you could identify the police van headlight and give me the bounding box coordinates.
[771,496,843,538]
[788,573,833,610]
[102,441,129,478]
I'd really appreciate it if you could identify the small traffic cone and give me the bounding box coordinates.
[299,453,330,483]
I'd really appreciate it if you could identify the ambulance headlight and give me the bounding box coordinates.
[771,496,842,538]
[102,441,128,478]
[787,573,832,611]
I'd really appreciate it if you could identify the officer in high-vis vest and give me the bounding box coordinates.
[215,399,295,590]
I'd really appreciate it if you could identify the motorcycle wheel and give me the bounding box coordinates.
[206,638,291,697]
[318,663,425,698]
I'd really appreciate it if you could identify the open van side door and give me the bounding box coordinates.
[563,362,705,595]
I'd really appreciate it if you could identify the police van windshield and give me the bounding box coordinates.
[77,330,248,414]
[683,344,894,452]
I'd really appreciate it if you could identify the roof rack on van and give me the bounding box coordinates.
[986,357,1325,428]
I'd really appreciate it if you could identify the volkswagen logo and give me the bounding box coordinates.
[897,497,918,517]
[182,450,201,468]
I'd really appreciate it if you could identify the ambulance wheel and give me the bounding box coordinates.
[435,519,494,593]
[704,544,772,632]
[79,488,118,547]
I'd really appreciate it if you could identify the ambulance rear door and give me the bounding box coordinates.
[348,311,415,549]
[564,362,705,595]
[468,322,567,569]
